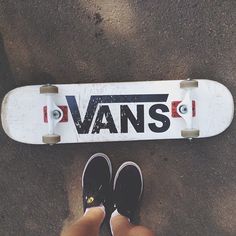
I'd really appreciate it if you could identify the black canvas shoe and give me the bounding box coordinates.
[82,153,112,212]
[113,161,143,220]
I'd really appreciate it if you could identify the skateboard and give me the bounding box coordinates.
[1,79,234,144]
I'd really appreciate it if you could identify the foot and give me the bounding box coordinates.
[113,161,143,220]
[82,153,112,212]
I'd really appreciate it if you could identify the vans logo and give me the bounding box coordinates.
[66,94,170,134]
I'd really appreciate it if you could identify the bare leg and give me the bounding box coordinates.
[110,212,155,236]
[61,207,105,236]
[61,154,112,236]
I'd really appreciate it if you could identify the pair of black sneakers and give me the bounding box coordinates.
[82,153,143,221]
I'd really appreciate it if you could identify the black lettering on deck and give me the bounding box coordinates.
[149,104,170,132]
[92,105,118,134]
[66,94,169,134]
[121,105,144,133]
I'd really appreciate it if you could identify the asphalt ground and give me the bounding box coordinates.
[0,1,236,235]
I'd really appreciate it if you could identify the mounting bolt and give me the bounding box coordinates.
[179,105,188,114]
[52,110,62,120]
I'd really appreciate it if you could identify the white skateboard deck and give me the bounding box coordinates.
[1,80,234,144]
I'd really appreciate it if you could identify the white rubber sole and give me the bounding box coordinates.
[113,161,144,200]
[82,153,112,188]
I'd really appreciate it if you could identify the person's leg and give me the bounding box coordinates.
[110,210,154,236]
[110,162,155,236]
[61,207,105,236]
[61,153,112,236]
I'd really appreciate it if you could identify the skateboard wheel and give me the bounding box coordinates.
[180,80,198,88]
[181,129,200,138]
[40,85,58,94]
[42,134,61,144]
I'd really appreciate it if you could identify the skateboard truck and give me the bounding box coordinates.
[178,78,200,140]
[40,84,61,144]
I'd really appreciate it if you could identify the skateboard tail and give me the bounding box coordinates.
[1,88,41,144]
[1,90,14,141]
[197,80,234,138]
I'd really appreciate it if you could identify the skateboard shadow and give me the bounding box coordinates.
[0,32,15,100]
[0,31,58,91]
[25,71,58,86]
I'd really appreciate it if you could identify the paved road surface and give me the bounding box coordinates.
[0,1,235,235]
